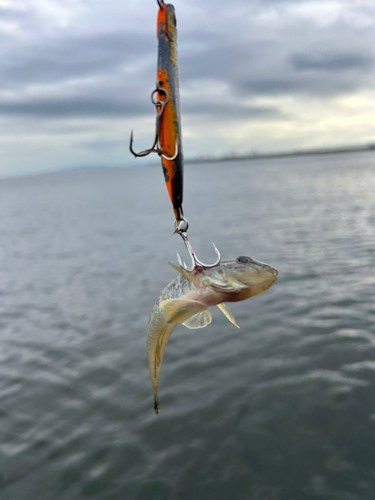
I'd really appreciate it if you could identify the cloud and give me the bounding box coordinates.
[0,96,147,118]
[0,31,151,88]
[185,102,282,120]
[291,51,374,72]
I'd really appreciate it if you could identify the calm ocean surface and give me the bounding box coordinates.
[0,151,375,499]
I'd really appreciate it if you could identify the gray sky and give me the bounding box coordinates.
[0,0,374,177]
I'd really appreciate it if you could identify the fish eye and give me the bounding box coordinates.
[237,256,251,264]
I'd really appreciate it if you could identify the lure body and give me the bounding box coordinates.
[156,3,184,218]
[147,256,278,413]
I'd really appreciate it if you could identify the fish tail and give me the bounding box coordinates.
[154,385,160,414]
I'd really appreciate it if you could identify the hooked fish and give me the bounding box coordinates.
[147,255,277,413]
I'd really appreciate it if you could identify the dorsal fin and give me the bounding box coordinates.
[168,262,199,285]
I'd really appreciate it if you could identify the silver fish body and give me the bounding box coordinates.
[147,256,277,413]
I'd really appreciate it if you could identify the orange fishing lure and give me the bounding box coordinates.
[130,1,184,224]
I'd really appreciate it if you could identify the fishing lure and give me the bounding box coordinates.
[130,0,184,225]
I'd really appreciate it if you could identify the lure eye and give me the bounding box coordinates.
[237,256,251,264]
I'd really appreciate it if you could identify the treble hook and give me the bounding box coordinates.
[157,0,166,8]
[129,132,178,160]
[174,218,221,272]
[129,84,179,160]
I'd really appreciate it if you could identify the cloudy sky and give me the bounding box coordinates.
[1,0,374,177]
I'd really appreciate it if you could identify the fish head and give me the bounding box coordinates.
[227,255,277,292]
[201,255,278,302]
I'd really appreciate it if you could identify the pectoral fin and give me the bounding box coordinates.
[183,309,212,329]
[207,275,246,293]
[160,298,206,324]
[217,303,240,328]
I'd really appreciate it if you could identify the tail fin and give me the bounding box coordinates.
[154,386,159,414]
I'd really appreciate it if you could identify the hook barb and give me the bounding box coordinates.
[176,251,187,269]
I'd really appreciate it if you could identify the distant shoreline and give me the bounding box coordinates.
[185,144,375,165]
[1,144,374,182]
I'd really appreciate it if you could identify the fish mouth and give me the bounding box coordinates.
[268,267,278,283]
[262,266,277,287]
[270,267,278,278]
[248,267,277,295]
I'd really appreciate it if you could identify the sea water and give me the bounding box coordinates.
[0,151,374,499]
